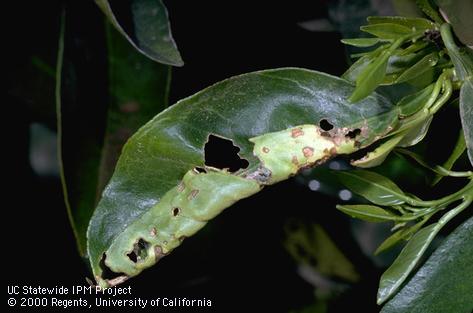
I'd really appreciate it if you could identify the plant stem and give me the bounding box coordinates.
[409,179,473,207]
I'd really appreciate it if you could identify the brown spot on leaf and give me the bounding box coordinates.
[302,146,314,158]
[150,227,157,237]
[154,246,166,262]
[188,189,199,200]
[291,128,304,138]
[262,147,270,153]
[177,182,185,192]
[172,207,180,216]
[292,156,299,165]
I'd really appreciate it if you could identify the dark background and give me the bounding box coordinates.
[8,1,468,312]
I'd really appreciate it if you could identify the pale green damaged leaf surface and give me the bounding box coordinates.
[381,216,473,313]
[95,0,183,66]
[87,68,399,287]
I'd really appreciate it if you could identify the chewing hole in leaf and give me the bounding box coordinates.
[346,128,362,139]
[99,253,126,280]
[319,118,334,131]
[204,134,249,172]
[127,238,150,263]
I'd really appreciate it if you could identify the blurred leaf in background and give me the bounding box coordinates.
[57,1,172,256]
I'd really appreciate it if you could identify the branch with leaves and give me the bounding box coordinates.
[54,0,472,312]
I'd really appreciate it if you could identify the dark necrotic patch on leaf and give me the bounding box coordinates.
[204,134,249,172]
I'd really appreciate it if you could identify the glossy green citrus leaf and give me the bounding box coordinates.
[349,50,391,102]
[397,115,433,147]
[341,38,382,47]
[336,204,400,222]
[375,218,428,255]
[335,170,407,206]
[87,68,399,287]
[432,129,467,185]
[360,23,413,39]
[460,77,473,166]
[385,51,426,77]
[342,45,387,82]
[416,0,443,24]
[351,134,404,168]
[378,223,440,304]
[440,24,473,81]
[57,8,171,256]
[381,216,473,313]
[367,16,435,31]
[399,40,429,56]
[395,52,439,83]
[436,0,473,45]
[397,83,434,117]
[95,0,183,66]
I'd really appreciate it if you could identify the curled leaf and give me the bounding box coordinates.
[95,0,183,66]
[87,68,399,287]
[352,134,405,168]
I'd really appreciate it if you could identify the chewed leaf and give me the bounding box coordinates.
[95,0,183,66]
[351,134,404,168]
[87,68,399,287]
